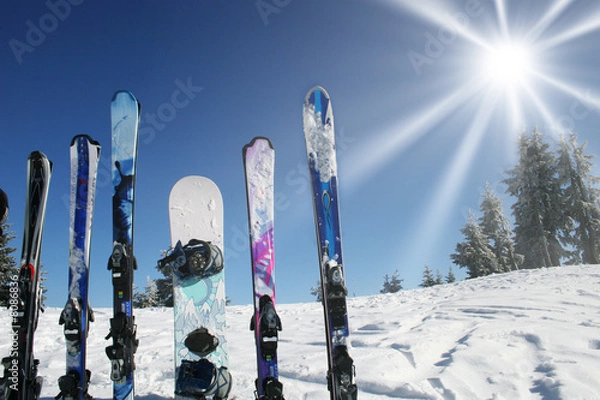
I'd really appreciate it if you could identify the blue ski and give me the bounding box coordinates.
[57,135,101,400]
[303,86,357,400]
[106,91,140,400]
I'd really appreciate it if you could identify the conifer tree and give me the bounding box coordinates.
[0,223,17,307]
[381,270,403,293]
[451,211,498,278]
[445,267,456,283]
[503,129,566,268]
[420,264,437,287]
[479,183,523,272]
[556,133,600,265]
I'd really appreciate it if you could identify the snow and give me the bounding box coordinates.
[303,93,337,183]
[2,265,600,399]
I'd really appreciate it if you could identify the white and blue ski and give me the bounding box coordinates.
[303,86,357,400]
[106,91,140,400]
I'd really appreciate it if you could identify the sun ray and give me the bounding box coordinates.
[494,0,510,39]
[344,78,487,190]
[408,90,500,267]
[537,9,600,51]
[525,0,574,43]
[532,70,600,111]
[377,0,491,50]
[520,80,560,134]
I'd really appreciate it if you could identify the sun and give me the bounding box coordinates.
[479,41,534,88]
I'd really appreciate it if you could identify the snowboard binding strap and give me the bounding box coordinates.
[184,327,219,358]
[176,359,232,400]
[158,239,223,280]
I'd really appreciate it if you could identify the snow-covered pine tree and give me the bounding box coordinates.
[479,183,523,272]
[0,223,17,306]
[381,270,403,293]
[503,129,566,269]
[419,264,436,288]
[445,267,456,283]
[451,211,499,278]
[556,133,600,265]
[435,269,444,285]
[310,280,323,303]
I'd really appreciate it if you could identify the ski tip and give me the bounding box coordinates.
[29,151,53,171]
[243,136,274,156]
[305,85,330,103]
[111,90,138,103]
[70,134,101,147]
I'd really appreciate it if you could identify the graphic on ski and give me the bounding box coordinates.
[243,137,284,400]
[303,86,357,400]
[0,151,53,400]
[105,91,140,400]
[57,135,101,400]
[158,176,231,399]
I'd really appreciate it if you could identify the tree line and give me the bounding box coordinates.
[379,129,600,293]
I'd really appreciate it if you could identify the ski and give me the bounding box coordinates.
[105,91,140,400]
[56,135,101,400]
[243,137,284,400]
[158,176,231,399]
[303,86,357,400]
[0,151,53,400]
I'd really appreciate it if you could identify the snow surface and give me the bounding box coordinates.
[2,265,600,399]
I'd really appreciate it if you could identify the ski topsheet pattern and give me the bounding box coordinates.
[303,86,357,400]
[106,91,140,400]
[164,176,231,399]
[57,135,101,400]
[0,151,52,400]
[243,137,284,400]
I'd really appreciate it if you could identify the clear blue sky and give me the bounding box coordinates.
[2,1,600,308]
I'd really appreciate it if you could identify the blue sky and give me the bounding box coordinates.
[2,0,600,308]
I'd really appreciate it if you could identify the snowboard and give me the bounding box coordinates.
[106,90,140,400]
[303,86,357,400]
[0,151,53,400]
[243,137,284,400]
[57,135,101,400]
[164,176,231,399]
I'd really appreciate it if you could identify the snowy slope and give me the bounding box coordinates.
[2,265,600,399]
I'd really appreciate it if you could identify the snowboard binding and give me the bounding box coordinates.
[176,359,232,400]
[105,311,138,383]
[159,239,223,280]
[184,327,220,358]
